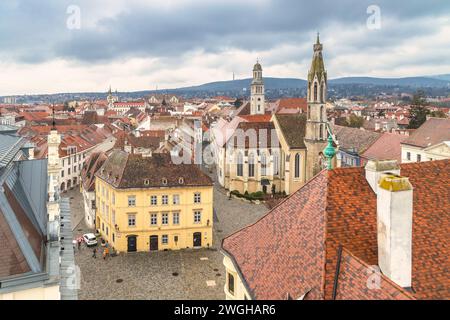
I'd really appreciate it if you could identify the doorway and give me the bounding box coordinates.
[150,235,158,251]
[127,236,137,252]
[193,232,202,248]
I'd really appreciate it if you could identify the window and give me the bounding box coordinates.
[162,235,168,245]
[417,154,421,162]
[150,195,158,206]
[320,105,324,122]
[112,210,116,225]
[295,153,301,178]
[321,84,325,102]
[194,193,201,204]
[173,194,180,205]
[112,233,115,243]
[236,153,243,177]
[248,153,255,177]
[61,170,64,178]
[128,214,136,227]
[112,193,115,205]
[228,273,235,295]
[128,195,136,207]
[162,213,169,225]
[406,152,411,161]
[194,211,201,224]
[150,213,157,226]
[314,83,318,102]
[106,205,109,220]
[261,153,267,176]
[68,168,71,175]
[106,227,109,236]
[102,223,104,232]
[173,212,180,225]
[273,153,279,175]
[162,195,169,205]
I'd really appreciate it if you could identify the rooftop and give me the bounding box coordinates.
[222,160,449,300]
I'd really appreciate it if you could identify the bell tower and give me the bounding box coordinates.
[304,34,329,179]
[250,60,265,115]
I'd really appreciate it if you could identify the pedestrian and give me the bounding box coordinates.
[103,247,109,260]
[77,239,81,251]
[92,248,97,258]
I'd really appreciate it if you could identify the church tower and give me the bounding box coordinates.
[250,60,265,115]
[304,34,329,180]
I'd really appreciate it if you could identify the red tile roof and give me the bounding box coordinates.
[275,98,307,114]
[402,117,450,148]
[361,132,408,162]
[223,160,450,300]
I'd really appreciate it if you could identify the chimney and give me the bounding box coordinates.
[377,174,413,288]
[365,160,400,194]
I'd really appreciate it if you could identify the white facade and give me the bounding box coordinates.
[401,142,450,163]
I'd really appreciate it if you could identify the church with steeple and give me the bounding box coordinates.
[212,35,335,196]
[304,33,330,180]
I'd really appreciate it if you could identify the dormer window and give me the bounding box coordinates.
[178,177,184,185]
[144,179,150,186]
[162,178,168,186]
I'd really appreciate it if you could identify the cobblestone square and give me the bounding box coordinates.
[69,170,268,300]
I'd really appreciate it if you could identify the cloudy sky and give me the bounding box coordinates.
[1,0,449,95]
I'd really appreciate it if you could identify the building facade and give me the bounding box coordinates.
[95,151,213,253]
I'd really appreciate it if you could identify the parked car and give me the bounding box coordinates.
[83,233,98,247]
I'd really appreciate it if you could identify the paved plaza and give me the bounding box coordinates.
[69,169,268,300]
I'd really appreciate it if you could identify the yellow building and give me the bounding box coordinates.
[94,150,213,253]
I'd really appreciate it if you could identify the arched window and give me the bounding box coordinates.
[321,83,325,102]
[248,153,255,177]
[261,153,267,176]
[314,83,318,102]
[237,153,243,177]
[320,105,324,122]
[308,106,311,119]
[319,124,324,140]
[273,153,279,176]
[295,153,300,178]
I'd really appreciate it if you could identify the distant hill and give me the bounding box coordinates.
[429,74,450,82]
[173,76,450,92]
[329,76,450,87]
[179,77,307,92]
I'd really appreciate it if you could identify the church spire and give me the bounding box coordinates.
[250,60,265,115]
[304,35,329,179]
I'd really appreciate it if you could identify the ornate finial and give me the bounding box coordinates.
[52,104,56,130]
[317,32,320,44]
[323,131,336,170]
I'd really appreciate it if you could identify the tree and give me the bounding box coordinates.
[408,91,430,129]
[346,114,364,128]
[430,110,446,118]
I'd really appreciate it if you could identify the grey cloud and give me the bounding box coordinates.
[0,0,448,62]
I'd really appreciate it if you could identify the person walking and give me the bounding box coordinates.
[103,247,109,260]
[92,247,97,258]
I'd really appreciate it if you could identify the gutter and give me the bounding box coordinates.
[332,245,343,300]
[220,244,255,300]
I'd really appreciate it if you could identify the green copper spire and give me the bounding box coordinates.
[323,134,336,170]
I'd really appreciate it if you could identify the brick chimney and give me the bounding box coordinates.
[365,160,400,193]
[376,174,413,288]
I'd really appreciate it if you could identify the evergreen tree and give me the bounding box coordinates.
[408,91,430,129]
